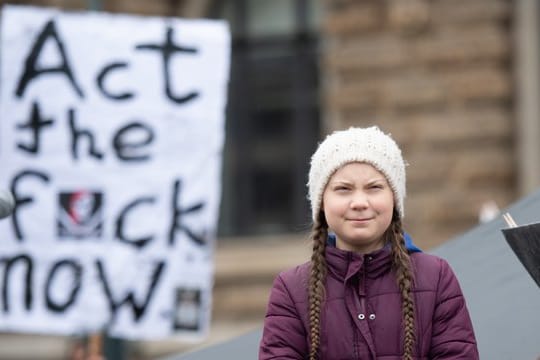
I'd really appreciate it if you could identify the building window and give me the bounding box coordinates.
[213,0,321,236]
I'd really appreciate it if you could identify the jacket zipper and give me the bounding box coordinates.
[359,258,371,359]
[346,252,360,359]
[360,259,367,315]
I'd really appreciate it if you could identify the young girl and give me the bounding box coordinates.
[259,127,479,359]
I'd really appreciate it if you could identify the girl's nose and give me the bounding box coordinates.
[350,191,369,210]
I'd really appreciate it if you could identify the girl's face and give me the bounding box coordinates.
[322,162,394,254]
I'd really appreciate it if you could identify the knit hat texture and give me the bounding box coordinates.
[307,126,406,222]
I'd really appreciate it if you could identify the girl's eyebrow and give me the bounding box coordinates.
[329,178,387,186]
[328,179,353,186]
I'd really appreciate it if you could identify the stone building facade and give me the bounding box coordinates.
[1,0,539,359]
[323,0,515,248]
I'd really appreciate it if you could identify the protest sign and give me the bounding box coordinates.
[0,5,230,340]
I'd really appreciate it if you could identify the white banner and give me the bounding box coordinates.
[0,5,230,340]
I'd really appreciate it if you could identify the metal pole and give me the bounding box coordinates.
[103,335,127,360]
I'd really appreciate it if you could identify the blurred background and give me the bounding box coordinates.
[1,0,538,358]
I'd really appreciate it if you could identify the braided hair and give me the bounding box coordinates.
[307,209,415,359]
[308,212,328,360]
[388,209,416,360]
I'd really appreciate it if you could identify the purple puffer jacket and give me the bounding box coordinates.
[259,244,479,359]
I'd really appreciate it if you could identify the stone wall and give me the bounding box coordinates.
[323,0,516,248]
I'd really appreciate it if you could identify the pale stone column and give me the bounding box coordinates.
[515,0,540,195]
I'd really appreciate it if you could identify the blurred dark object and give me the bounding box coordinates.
[502,220,540,289]
[0,189,15,219]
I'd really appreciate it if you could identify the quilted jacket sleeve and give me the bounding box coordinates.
[429,258,479,359]
[259,273,308,359]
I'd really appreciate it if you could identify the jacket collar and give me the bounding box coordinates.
[325,233,421,282]
[326,244,392,282]
[326,233,422,253]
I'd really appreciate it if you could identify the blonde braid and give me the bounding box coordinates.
[388,210,416,360]
[308,212,328,360]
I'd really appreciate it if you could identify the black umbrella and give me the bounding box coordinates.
[501,213,540,288]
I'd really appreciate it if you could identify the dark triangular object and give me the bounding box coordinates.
[502,223,540,288]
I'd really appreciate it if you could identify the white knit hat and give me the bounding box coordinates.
[307,126,406,221]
